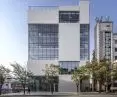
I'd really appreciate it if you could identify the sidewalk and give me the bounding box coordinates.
[1,92,117,96]
[1,92,77,96]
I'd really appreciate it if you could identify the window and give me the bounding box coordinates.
[28,24,58,60]
[59,11,79,23]
[104,31,111,60]
[115,56,117,60]
[6,84,8,86]
[115,40,117,44]
[115,48,117,52]
[106,25,110,27]
[80,24,89,60]
[30,76,58,91]
[59,61,79,74]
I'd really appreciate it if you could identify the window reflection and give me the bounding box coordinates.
[59,61,79,74]
[28,24,58,60]
[80,24,89,60]
[59,11,79,23]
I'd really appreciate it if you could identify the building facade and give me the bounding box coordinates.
[28,0,90,92]
[113,33,117,61]
[94,17,113,61]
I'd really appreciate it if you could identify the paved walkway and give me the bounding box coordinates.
[1,92,117,96]
[1,92,76,96]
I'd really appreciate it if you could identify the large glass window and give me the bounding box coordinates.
[105,31,111,60]
[80,24,89,60]
[59,11,79,23]
[29,76,58,92]
[28,24,58,60]
[59,61,79,74]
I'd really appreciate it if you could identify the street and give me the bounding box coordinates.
[1,91,117,97]
[1,92,117,97]
[1,95,117,97]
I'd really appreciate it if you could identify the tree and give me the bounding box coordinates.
[86,61,98,92]
[96,59,111,93]
[43,64,59,94]
[111,61,117,90]
[0,65,10,95]
[87,59,111,93]
[72,66,89,94]
[11,63,33,95]
[112,63,117,80]
[85,50,99,92]
[86,50,112,93]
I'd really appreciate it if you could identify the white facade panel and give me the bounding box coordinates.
[27,60,58,75]
[79,0,89,24]
[100,23,113,31]
[59,23,80,61]
[28,7,58,24]
[59,6,79,11]
[59,75,76,92]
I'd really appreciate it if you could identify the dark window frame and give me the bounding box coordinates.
[80,24,89,60]
[59,11,79,23]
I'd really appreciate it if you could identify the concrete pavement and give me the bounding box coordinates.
[1,92,117,97]
[1,92,76,96]
[1,95,117,97]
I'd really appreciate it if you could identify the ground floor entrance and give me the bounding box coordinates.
[29,76,59,92]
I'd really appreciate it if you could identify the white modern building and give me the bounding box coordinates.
[28,0,90,92]
[94,17,113,61]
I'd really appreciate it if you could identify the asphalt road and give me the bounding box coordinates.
[1,95,117,97]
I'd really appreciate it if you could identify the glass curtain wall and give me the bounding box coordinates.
[28,24,58,60]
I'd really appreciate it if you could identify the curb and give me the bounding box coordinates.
[0,95,75,97]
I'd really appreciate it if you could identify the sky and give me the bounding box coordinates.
[0,0,117,67]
